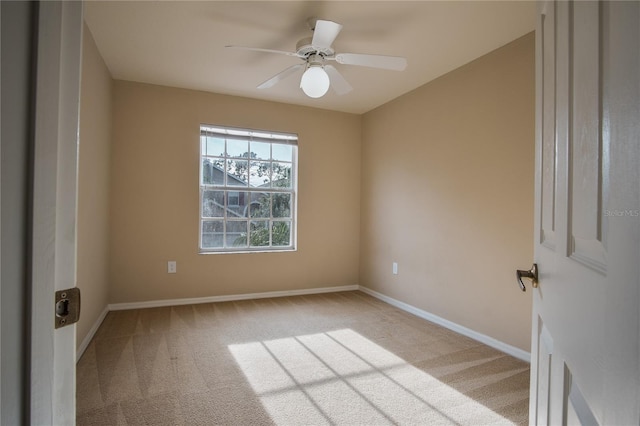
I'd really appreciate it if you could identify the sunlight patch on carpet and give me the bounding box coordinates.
[229,328,516,425]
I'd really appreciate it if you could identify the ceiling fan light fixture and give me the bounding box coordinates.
[228,18,406,98]
[300,65,330,98]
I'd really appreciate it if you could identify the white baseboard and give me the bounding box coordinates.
[108,284,360,311]
[76,304,109,362]
[358,286,531,363]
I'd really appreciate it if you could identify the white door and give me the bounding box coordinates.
[30,1,83,424]
[529,1,639,425]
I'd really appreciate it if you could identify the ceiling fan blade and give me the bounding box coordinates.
[225,45,300,58]
[335,53,407,71]
[311,20,343,49]
[325,65,353,95]
[257,64,304,89]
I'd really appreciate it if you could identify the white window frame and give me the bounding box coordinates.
[199,124,298,253]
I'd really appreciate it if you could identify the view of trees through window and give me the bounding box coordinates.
[200,126,297,252]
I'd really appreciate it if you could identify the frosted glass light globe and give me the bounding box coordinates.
[300,66,330,98]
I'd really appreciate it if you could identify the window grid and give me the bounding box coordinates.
[199,125,297,253]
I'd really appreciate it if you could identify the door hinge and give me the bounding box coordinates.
[55,287,80,329]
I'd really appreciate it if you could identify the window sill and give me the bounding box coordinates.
[199,248,296,255]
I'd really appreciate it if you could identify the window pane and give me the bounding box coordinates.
[202,158,224,185]
[272,144,293,162]
[250,221,270,247]
[249,193,270,218]
[226,221,248,247]
[272,221,291,246]
[251,141,270,160]
[202,190,224,217]
[226,192,248,218]
[271,162,292,188]
[227,139,248,158]
[249,161,271,188]
[226,159,248,186]
[206,136,225,157]
[200,126,296,252]
[272,193,291,218]
[202,221,224,248]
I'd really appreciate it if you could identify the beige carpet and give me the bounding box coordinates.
[77,291,529,425]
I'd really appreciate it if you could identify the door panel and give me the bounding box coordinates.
[540,0,557,250]
[535,322,553,425]
[530,1,639,425]
[566,375,599,426]
[569,0,607,272]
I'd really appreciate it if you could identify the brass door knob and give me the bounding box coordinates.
[516,263,538,291]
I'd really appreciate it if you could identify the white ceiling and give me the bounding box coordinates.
[84,1,535,114]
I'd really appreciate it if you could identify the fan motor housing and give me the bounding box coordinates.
[296,37,334,58]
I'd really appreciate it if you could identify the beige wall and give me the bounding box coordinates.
[77,25,112,346]
[360,33,535,351]
[109,82,361,303]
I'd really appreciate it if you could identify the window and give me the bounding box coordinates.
[199,125,297,252]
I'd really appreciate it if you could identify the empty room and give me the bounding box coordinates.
[1,1,638,425]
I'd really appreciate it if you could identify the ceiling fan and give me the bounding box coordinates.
[226,18,408,99]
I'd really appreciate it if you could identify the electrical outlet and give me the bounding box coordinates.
[168,261,177,274]
[392,262,398,275]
